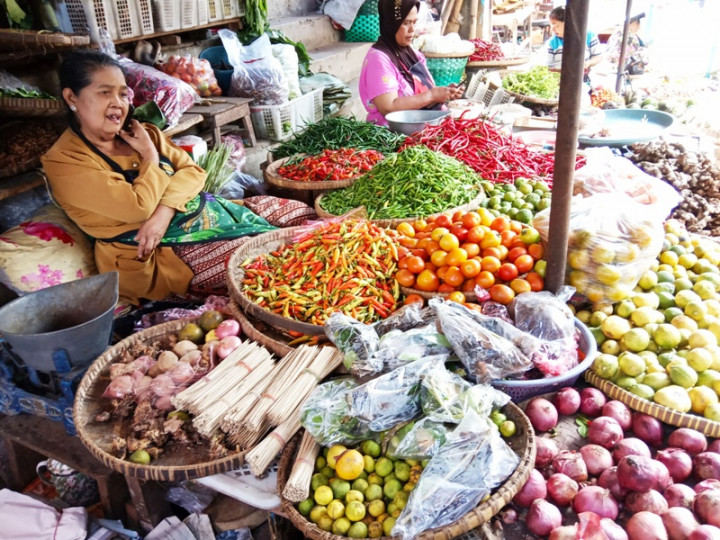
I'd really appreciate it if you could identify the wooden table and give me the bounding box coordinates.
[188,97,257,147]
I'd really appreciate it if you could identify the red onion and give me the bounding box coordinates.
[553,450,588,482]
[696,479,720,493]
[602,400,633,430]
[572,485,619,519]
[664,482,696,509]
[669,428,707,456]
[601,518,629,540]
[625,489,668,514]
[549,526,578,540]
[513,468,546,507]
[216,335,242,360]
[580,387,607,417]
[709,440,720,454]
[547,473,579,506]
[653,458,673,491]
[662,507,699,540]
[613,437,652,462]
[696,453,720,480]
[526,499,562,537]
[525,397,559,432]
[214,319,240,339]
[554,387,581,416]
[577,511,605,537]
[656,448,693,482]
[580,444,614,476]
[536,437,560,468]
[588,416,624,449]
[626,511,668,540]
[633,413,664,447]
[617,455,661,492]
[695,490,720,527]
[500,508,517,524]
[690,525,720,540]
[598,466,628,501]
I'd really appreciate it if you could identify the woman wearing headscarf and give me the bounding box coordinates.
[358,0,464,126]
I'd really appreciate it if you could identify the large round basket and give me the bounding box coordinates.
[264,155,362,191]
[227,227,327,337]
[424,52,473,87]
[278,401,535,540]
[314,191,485,229]
[400,286,477,303]
[73,318,247,481]
[466,56,530,69]
[228,298,294,357]
[491,319,597,403]
[585,371,720,438]
[487,70,559,107]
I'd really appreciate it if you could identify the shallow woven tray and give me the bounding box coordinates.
[228,297,294,357]
[0,29,90,48]
[278,400,535,540]
[264,155,362,191]
[314,192,485,229]
[585,371,720,438]
[487,70,559,107]
[0,97,64,117]
[74,318,247,481]
[227,227,327,337]
[466,57,529,68]
[401,286,477,302]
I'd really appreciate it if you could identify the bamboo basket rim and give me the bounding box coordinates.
[401,286,477,302]
[487,70,559,107]
[585,371,720,438]
[0,96,64,111]
[0,157,40,179]
[277,400,535,540]
[228,297,295,357]
[0,29,90,47]
[423,51,474,59]
[73,317,247,480]
[226,226,327,337]
[264,154,364,191]
[314,191,485,229]
[466,57,530,68]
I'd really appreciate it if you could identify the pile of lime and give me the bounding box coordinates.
[478,177,552,224]
[584,219,720,418]
[178,310,224,344]
[297,440,425,538]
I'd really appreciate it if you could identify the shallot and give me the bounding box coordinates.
[553,450,588,482]
[664,482,696,509]
[216,335,242,360]
[633,413,664,447]
[580,444,614,476]
[536,437,560,468]
[173,340,198,357]
[669,428,707,455]
[526,499,562,537]
[690,525,720,540]
[696,453,720,480]
[157,350,179,372]
[102,374,134,399]
[661,507,699,540]
[554,387,581,416]
[214,319,240,339]
[579,387,606,417]
[625,489,668,514]
[513,468,546,507]
[656,447,693,482]
[613,437,652,462]
[572,486,618,519]
[617,454,660,492]
[696,479,720,493]
[695,489,720,527]
[598,466,628,501]
[525,397,559,432]
[547,473,579,506]
[549,526,578,540]
[602,400,633,430]
[626,511,668,540]
[601,518,629,540]
[588,416,624,449]
[709,440,720,454]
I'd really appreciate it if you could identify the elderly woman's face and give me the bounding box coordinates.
[395,6,419,47]
[550,17,564,38]
[66,66,130,140]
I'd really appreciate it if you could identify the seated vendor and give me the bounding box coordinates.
[546,6,603,78]
[358,0,464,126]
[606,12,649,76]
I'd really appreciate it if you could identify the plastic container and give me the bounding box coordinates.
[250,87,324,141]
[152,0,181,31]
[490,319,598,403]
[199,46,232,95]
[180,0,200,29]
[61,0,117,42]
[220,0,238,19]
[207,0,224,22]
[345,14,379,42]
[111,0,154,40]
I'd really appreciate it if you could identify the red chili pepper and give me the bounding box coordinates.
[277,148,384,183]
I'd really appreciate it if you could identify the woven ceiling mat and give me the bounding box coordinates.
[585,370,720,438]
[74,318,248,481]
[314,192,485,230]
[486,70,559,107]
[277,400,535,540]
[264,155,362,191]
[228,297,295,358]
[466,57,529,69]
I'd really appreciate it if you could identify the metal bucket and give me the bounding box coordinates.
[0,272,118,372]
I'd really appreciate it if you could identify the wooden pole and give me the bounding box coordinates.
[446,0,466,34]
[615,0,633,93]
[441,0,456,34]
[469,0,480,39]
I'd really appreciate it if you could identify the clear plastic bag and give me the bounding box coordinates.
[324,312,381,376]
[375,324,453,371]
[511,286,576,342]
[430,298,533,383]
[221,133,247,173]
[392,410,520,539]
[300,378,376,446]
[348,356,444,432]
[271,44,301,100]
[218,30,288,105]
[373,302,435,337]
[385,418,449,460]
[420,362,471,421]
[533,193,665,305]
[156,55,222,97]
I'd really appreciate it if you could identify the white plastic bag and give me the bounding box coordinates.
[272,43,301,100]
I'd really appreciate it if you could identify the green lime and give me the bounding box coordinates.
[198,310,224,332]
[500,420,517,437]
[178,323,204,344]
[129,449,151,465]
[298,498,314,516]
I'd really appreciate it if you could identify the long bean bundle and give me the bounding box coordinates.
[319,146,482,219]
[272,116,406,159]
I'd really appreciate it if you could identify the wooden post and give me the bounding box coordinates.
[469,0,480,39]
[446,0,466,34]
[441,0,456,34]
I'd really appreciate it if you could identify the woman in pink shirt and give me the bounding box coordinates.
[359,0,464,126]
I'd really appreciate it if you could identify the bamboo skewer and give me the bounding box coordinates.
[282,430,321,502]
[245,406,303,477]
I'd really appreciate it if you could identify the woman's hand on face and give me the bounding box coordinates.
[118,120,159,164]
[134,204,174,259]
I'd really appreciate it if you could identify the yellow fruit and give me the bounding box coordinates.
[327,499,345,520]
[332,517,352,535]
[653,385,692,413]
[314,485,333,506]
[326,444,347,469]
[345,500,366,522]
[336,449,365,481]
[689,386,718,415]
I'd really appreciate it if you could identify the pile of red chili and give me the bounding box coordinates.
[469,39,504,62]
[276,148,384,183]
[401,115,586,186]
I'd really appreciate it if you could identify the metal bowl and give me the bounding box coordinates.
[577,109,674,147]
[385,109,450,135]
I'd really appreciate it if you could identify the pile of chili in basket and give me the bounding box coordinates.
[276,148,384,183]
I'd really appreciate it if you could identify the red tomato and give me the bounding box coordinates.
[404,294,425,306]
[497,263,519,282]
[514,254,535,274]
[507,246,527,263]
[405,256,426,274]
[449,225,469,243]
[467,226,486,244]
[396,269,416,287]
[435,214,452,228]
[461,212,482,229]
[489,284,516,305]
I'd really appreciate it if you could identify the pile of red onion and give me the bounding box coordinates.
[510,387,720,539]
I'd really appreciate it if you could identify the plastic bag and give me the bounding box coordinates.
[430,298,533,383]
[324,312,381,376]
[0,69,40,91]
[533,193,665,305]
[511,286,576,342]
[373,303,435,336]
[392,410,520,539]
[218,30,288,105]
[385,418,449,460]
[573,147,681,219]
[120,58,199,126]
[156,55,222,97]
[375,324,453,371]
[420,362,471,421]
[322,0,366,30]
[348,356,444,432]
[217,172,268,199]
[300,378,376,446]
[271,44,301,100]
[221,133,246,173]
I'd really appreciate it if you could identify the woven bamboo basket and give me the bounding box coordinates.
[0,29,91,49]
[487,70,559,107]
[400,286,477,302]
[466,57,529,69]
[0,97,64,117]
[278,400,535,540]
[228,297,294,357]
[264,155,363,191]
[314,192,485,229]
[73,318,247,481]
[585,371,720,438]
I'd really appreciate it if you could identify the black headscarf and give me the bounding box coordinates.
[372,0,421,88]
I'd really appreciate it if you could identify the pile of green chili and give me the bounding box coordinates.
[502,66,560,100]
[272,117,406,159]
[319,146,483,220]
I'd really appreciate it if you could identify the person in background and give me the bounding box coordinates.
[606,12,649,76]
[358,0,464,126]
[546,6,604,78]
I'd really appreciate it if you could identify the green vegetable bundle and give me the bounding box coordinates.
[272,116,406,159]
[197,143,233,194]
[501,66,560,100]
[0,88,58,100]
[319,146,482,220]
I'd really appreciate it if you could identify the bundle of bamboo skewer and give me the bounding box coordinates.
[282,430,321,503]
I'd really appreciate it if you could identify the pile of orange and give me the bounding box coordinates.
[395,209,546,305]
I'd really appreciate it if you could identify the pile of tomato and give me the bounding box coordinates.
[394,209,546,305]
